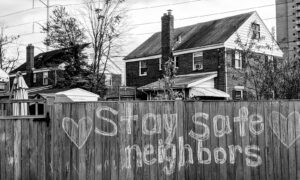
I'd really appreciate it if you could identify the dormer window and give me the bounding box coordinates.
[193,51,203,70]
[139,61,147,76]
[251,23,260,40]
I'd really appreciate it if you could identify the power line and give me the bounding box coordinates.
[0,0,295,19]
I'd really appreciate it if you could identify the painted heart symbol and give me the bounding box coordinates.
[269,111,300,148]
[62,117,93,149]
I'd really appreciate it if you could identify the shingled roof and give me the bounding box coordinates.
[124,12,254,60]
[10,43,89,74]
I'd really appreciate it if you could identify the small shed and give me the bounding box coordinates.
[31,88,99,102]
[54,88,99,102]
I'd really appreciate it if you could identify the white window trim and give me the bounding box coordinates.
[193,51,203,71]
[139,61,147,76]
[159,58,162,71]
[174,56,178,68]
[235,51,242,69]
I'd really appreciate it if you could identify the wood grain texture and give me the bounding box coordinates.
[3,100,299,180]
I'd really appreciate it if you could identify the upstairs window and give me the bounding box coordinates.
[139,61,147,76]
[105,74,112,86]
[43,72,48,85]
[193,51,203,70]
[251,23,260,40]
[235,51,242,69]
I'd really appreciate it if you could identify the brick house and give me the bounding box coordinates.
[124,11,283,100]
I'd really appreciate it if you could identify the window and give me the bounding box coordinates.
[234,90,243,100]
[43,72,48,85]
[193,51,203,70]
[0,83,5,91]
[233,86,244,100]
[235,51,242,69]
[159,58,162,71]
[251,23,260,40]
[105,74,112,86]
[139,61,147,76]
[33,73,36,83]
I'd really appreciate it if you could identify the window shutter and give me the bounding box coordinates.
[242,52,246,69]
[231,50,235,68]
[243,90,247,100]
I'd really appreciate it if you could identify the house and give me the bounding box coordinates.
[9,44,90,93]
[8,44,123,98]
[124,10,283,100]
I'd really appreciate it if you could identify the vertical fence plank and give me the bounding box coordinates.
[255,101,266,180]
[6,119,14,180]
[21,120,29,180]
[225,101,234,180]
[264,101,274,180]
[233,101,244,180]
[271,101,282,180]
[37,121,46,180]
[13,119,21,180]
[280,101,290,180]
[191,101,201,180]
[0,119,6,180]
[29,119,38,179]
[62,103,71,180]
[288,101,297,180]
[295,101,300,180]
[85,103,95,180]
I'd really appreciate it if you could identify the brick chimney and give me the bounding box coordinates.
[26,44,34,72]
[161,10,174,69]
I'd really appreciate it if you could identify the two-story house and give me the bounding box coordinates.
[124,10,283,100]
[9,44,128,99]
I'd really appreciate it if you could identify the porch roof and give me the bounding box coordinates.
[138,72,217,91]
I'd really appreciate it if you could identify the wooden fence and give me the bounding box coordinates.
[50,100,300,180]
[0,99,50,180]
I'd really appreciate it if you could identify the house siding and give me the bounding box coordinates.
[225,12,282,57]
[126,58,163,87]
[126,48,227,92]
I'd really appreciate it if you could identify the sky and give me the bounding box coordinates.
[0,0,277,71]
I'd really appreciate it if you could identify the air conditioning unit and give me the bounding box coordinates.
[195,63,203,70]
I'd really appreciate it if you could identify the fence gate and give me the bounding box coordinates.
[50,101,300,180]
[0,99,50,180]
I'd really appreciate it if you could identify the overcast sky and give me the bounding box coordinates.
[0,0,277,68]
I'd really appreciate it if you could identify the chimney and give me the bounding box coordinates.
[26,44,34,72]
[161,10,174,69]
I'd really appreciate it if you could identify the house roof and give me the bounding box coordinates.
[124,12,254,60]
[10,43,89,74]
[138,72,217,90]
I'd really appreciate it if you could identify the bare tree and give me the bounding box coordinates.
[83,0,126,93]
[0,27,20,72]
